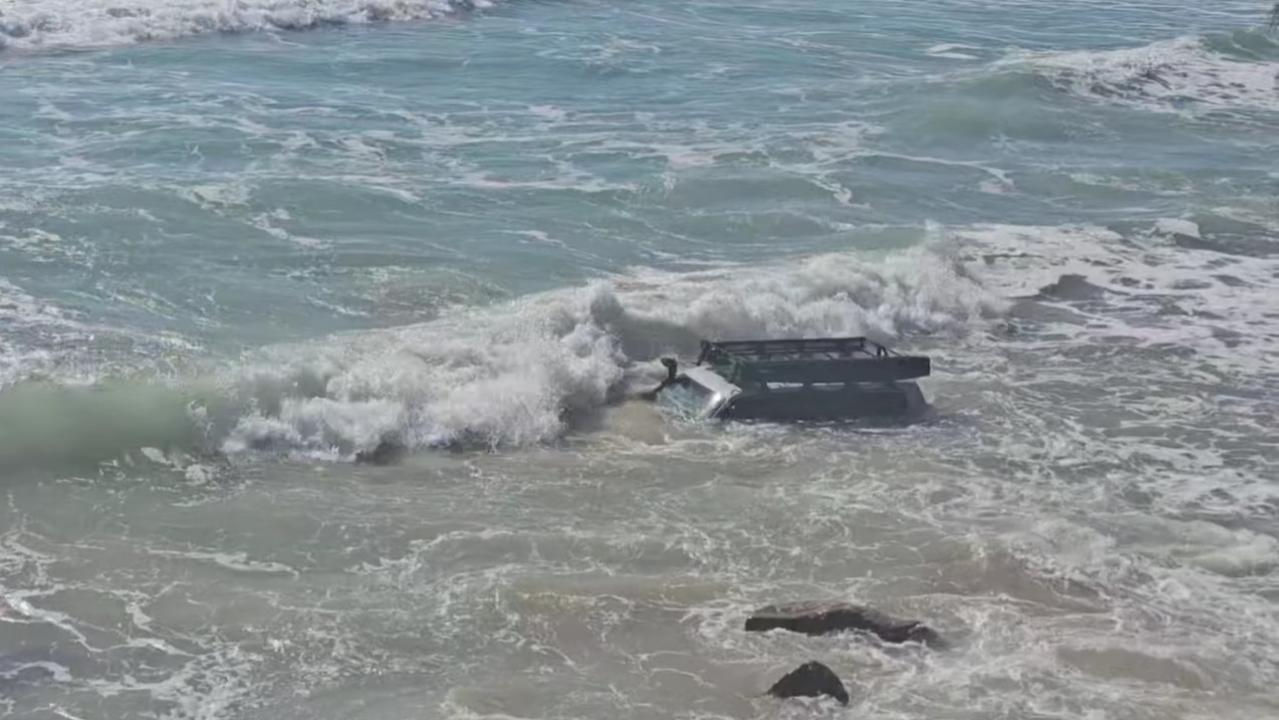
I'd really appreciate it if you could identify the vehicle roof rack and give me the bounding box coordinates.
[696,337,930,386]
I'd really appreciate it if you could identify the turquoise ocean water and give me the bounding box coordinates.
[1,1,1277,718]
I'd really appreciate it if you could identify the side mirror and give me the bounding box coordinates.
[660,357,678,382]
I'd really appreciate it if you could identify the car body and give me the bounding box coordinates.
[654,337,930,422]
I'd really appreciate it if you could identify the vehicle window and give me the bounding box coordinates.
[660,377,716,418]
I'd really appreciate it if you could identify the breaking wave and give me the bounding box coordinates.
[0,0,494,52]
[0,245,1005,468]
[1000,33,1279,113]
[219,246,1002,457]
[7,214,1278,471]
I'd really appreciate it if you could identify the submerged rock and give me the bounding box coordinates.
[746,601,944,647]
[767,661,849,705]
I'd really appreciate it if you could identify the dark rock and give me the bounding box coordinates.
[746,601,945,647]
[767,661,849,705]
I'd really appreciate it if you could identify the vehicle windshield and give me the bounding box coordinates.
[659,377,719,419]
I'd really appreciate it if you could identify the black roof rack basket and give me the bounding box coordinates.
[697,337,930,386]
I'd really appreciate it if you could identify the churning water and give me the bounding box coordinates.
[1,1,1277,718]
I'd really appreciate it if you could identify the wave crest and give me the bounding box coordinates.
[1002,34,1279,113]
[0,0,493,51]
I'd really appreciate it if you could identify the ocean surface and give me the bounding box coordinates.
[1,1,1278,718]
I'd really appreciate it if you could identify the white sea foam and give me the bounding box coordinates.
[1006,35,1279,113]
[953,222,1279,374]
[0,0,494,51]
[0,275,202,392]
[0,277,71,329]
[941,221,1279,535]
[0,277,79,389]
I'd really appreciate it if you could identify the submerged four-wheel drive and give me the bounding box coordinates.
[652,337,930,421]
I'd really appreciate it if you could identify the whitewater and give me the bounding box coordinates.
[1,1,1277,718]
[0,0,494,50]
